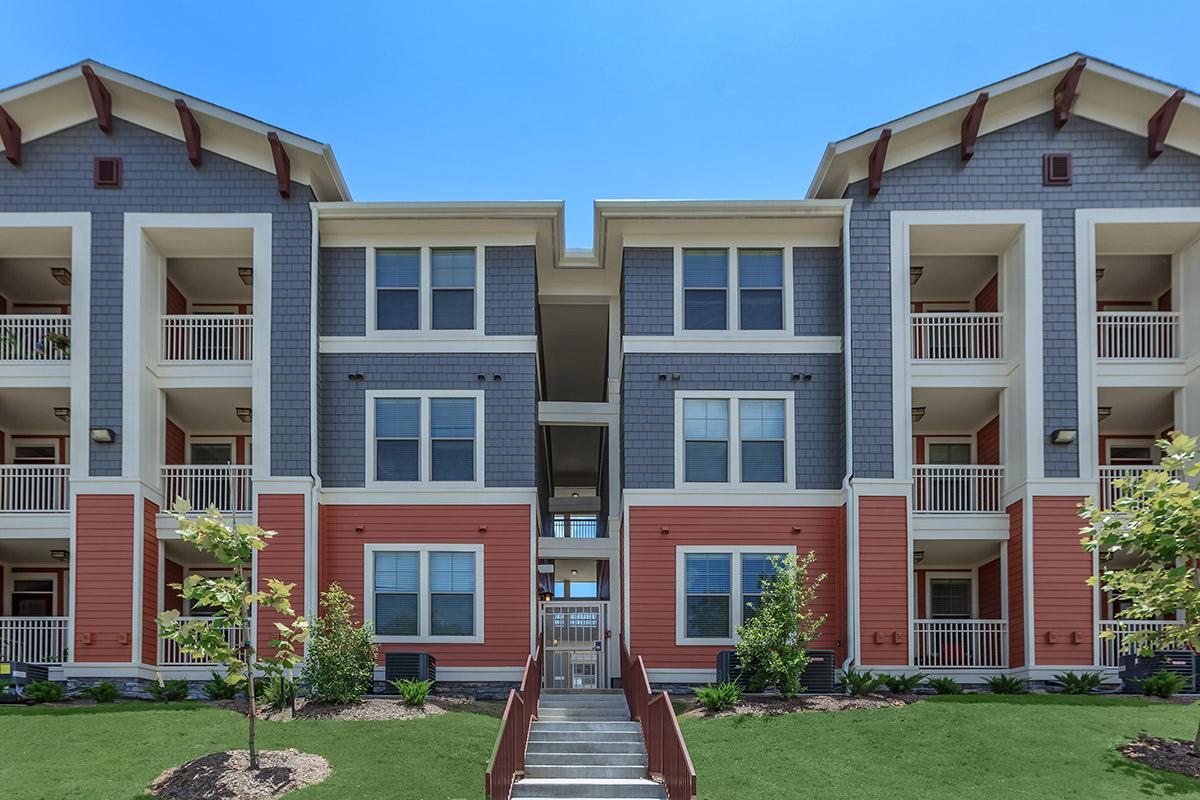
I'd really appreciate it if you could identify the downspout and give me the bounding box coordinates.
[840,202,859,671]
[306,203,321,622]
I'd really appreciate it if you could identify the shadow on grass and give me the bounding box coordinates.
[926,694,1198,708]
[1103,744,1200,797]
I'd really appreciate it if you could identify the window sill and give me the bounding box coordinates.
[676,636,735,647]
[374,634,485,645]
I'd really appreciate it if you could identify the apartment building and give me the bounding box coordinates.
[0,54,1196,693]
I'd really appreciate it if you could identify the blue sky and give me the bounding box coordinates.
[2,1,1197,245]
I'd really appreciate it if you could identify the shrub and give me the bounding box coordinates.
[25,680,66,703]
[883,673,927,693]
[928,676,963,695]
[1140,670,1190,698]
[1053,671,1103,695]
[259,675,297,710]
[80,681,120,703]
[694,682,742,713]
[302,582,377,704]
[148,678,190,702]
[985,675,1026,694]
[391,678,434,706]
[839,668,888,696]
[202,671,242,701]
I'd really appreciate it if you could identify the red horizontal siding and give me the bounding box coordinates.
[1033,496,1093,665]
[858,495,908,665]
[627,505,846,671]
[142,499,159,665]
[257,494,307,655]
[978,557,1002,620]
[1007,499,1025,668]
[74,495,135,662]
[163,559,184,613]
[320,503,532,667]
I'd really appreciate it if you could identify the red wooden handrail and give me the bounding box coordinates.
[621,645,697,800]
[485,646,542,800]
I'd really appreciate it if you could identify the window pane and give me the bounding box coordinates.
[686,596,730,638]
[375,551,419,592]
[568,581,598,599]
[431,398,475,438]
[432,440,474,481]
[376,440,418,481]
[377,289,419,330]
[738,249,783,288]
[683,249,728,288]
[685,441,728,482]
[684,399,728,440]
[930,579,972,619]
[684,289,727,330]
[741,554,779,594]
[686,553,731,593]
[12,579,54,593]
[376,249,419,288]
[432,289,474,329]
[431,594,474,636]
[1110,446,1153,462]
[430,552,475,592]
[375,593,418,635]
[928,443,972,465]
[740,289,783,330]
[377,399,420,438]
[742,441,784,482]
[431,248,476,288]
[739,400,785,440]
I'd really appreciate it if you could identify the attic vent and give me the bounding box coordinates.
[93,156,122,188]
[1043,153,1072,186]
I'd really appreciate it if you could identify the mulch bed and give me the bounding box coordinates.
[682,693,924,718]
[212,697,445,722]
[148,748,330,799]
[1121,734,1200,780]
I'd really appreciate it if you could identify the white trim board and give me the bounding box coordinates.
[362,543,485,645]
[363,389,485,490]
[672,390,796,490]
[674,544,796,647]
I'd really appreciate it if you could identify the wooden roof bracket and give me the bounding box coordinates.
[868,128,891,197]
[0,104,21,166]
[1147,89,1186,160]
[267,131,291,198]
[81,65,113,134]
[1053,57,1087,129]
[960,93,989,161]
[175,99,202,167]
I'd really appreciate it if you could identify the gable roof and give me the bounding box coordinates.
[0,60,350,201]
[807,53,1199,199]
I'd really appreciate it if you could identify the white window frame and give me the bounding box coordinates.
[365,390,485,489]
[1105,437,1160,465]
[366,244,485,337]
[7,437,66,464]
[675,545,795,646]
[674,391,794,489]
[672,244,795,337]
[922,436,976,465]
[4,571,59,617]
[923,571,978,619]
[186,437,238,465]
[363,543,485,644]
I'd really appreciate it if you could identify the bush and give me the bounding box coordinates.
[302,583,378,704]
[25,680,66,703]
[1053,671,1103,695]
[80,681,120,703]
[694,682,742,713]
[259,675,297,710]
[839,668,888,696]
[391,678,434,706]
[202,671,242,701]
[147,678,190,702]
[985,675,1026,694]
[928,676,963,695]
[1140,670,1190,698]
[883,673,927,694]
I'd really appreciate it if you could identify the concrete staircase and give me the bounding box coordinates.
[513,689,666,799]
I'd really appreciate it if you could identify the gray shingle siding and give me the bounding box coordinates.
[485,246,536,336]
[793,247,842,337]
[318,248,366,337]
[846,111,1200,479]
[0,118,315,477]
[621,354,844,490]
[318,354,536,488]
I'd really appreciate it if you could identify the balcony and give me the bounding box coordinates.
[0,465,70,512]
[911,313,1003,361]
[160,315,253,363]
[912,465,1004,513]
[1097,311,1179,360]
[158,617,244,666]
[0,616,70,664]
[161,465,252,514]
[549,514,601,539]
[1097,620,1182,668]
[911,619,1008,669]
[1097,465,1168,509]
[0,315,71,362]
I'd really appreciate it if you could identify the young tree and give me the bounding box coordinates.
[735,551,827,696]
[157,502,308,769]
[1081,431,1200,751]
[302,582,377,703]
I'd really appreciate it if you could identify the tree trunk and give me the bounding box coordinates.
[1193,715,1200,757]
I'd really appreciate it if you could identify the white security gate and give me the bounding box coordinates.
[542,602,608,689]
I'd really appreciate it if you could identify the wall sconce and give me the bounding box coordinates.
[90,428,116,443]
[50,549,70,562]
[347,372,364,381]
[50,266,72,286]
[492,373,502,381]
[536,564,556,574]
[1051,429,1077,444]
[672,373,680,381]
[570,569,578,578]
[911,406,926,423]
[237,266,254,286]
[909,265,924,285]
[53,407,70,423]
[912,550,925,564]
[1097,406,1112,421]
[540,591,554,603]
[235,407,252,424]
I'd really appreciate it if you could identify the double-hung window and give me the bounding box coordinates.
[929,577,973,619]
[682,249,729,330]
[677,246,791,333]
[740,553,782,624]
[375,249,420,330]
[678,393,792,487]
[431,248,476,330]
[370,245,481,334]
[375,398,420,481]
[739,399,786,482]
[684,553,731,639]
[738,248,784,330]
[367,546,483,642]
[678,547,792,644]
[683,399,729,482]
[430,398,476,481]
[370,392,482,485]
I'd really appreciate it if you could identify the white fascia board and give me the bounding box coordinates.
[623,336,841,355]
[595,198,851,220]
[537,401,618,426]
[313,200,564,220]
[909,514,1009,540]
[623,489,845,507]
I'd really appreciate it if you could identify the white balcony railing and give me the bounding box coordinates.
[1098,465,1166,509]
[0,315,71,361]
[0,465,71,512]
[0,616,70,663]
[550,514,600,539]
[158,617,244,666]
[161,465,253,514]
[912,465,1004,513]
[911,312,1004,361]
[160,314,252,362]
[1097,311,1180,360]
[912,619,1008,669]
[1098,620,1183,667]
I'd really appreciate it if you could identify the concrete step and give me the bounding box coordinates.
[542,689,624,696]
[523,752,647,767]
[526,739,646,755]
[532,721,642,733]
[537,709,631,720]
[512,778,666,799]
[538,700,629,709]
[525,764,649,780]
[530,730,642,742]
[538,698,630,707]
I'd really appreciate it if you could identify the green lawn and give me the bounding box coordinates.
[0,702,499,800]
[680,694,1200,799]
